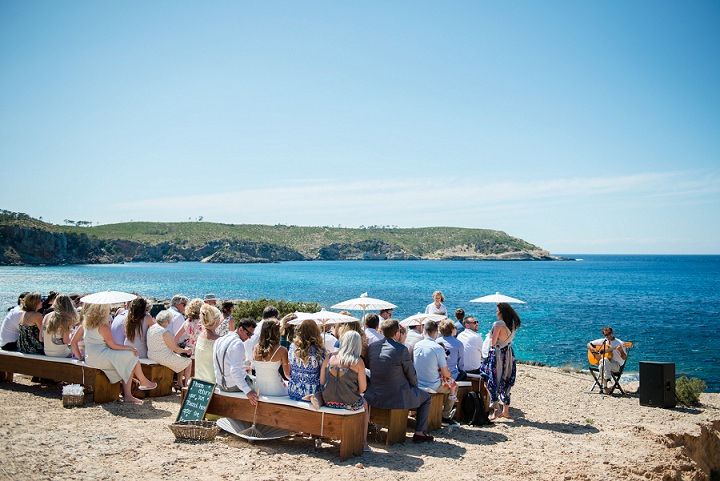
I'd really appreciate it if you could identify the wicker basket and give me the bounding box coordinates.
[169,420,219,441]
[62,394,84,408]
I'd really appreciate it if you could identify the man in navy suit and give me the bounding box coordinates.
[364,319,434,443]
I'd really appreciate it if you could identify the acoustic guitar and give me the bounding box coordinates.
[587,342,632,365]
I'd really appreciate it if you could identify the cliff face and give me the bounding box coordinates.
[0,218,567,265]
[0,226,306,265]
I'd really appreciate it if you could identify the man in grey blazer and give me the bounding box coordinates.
[365,319,434,442]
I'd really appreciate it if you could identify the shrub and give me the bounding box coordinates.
[675,376,706,406]
[233,298,321,322]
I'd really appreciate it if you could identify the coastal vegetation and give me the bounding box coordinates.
[0,209,563,265]
[676,376,707,406]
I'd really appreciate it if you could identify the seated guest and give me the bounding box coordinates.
[147,310,193,389]
[437,319,466,381]
[1,292,29,351]
[334,318,368,361]
[322,324,338,354]
[365,319,434,443]
[110,305,128,346]
[194,304,221,383]
[41,294,77,358]
[215,301,235,337]
[168,294,189,337]
[363,313,383,345]
[457,316,484,373]
[83,303,157,404]
[403,320,423,360]
[124,297,155,359]
[414,321,457,425]
[253,319,290,396]
[279,313,297,349]
[314,330,370,452]
[454,308,466,335]
[245,305,279,365]
[288,319,326,402]
[17,292,44,355]
[213,317,258,405]
[174,298,204,356]
[587,326,628,394]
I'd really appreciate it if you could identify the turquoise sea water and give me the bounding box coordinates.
[1,255,719,391]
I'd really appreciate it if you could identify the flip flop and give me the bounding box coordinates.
[121,399,143,405]
[138,382,157,391]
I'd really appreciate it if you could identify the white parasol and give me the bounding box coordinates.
[331,292,397,320]
[80,290,137,305]
[400,312,447,328]
[469,292,526,304]
[288,309,360,325]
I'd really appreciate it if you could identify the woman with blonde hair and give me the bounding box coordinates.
[288,319,326,402]
[83,303,157,404]
[174,298,204,355]
[17,292,44,355]
[194,304,221,383]
[41,294,77,358]
[253,319,290,396]
[315,330,370,451]
[124,297,155,359]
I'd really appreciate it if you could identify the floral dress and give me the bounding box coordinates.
[480,322,517,406]
[181,319,203,356]
[288,344,324,401]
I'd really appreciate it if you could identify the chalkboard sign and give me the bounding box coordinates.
[177,379,216,422]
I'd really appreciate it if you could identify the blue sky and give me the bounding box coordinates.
[1,1,718,254]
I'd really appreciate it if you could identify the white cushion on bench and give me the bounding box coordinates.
[213,388,364,415]
[0,350,162,367]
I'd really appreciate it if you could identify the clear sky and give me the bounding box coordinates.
[1,1,718,254]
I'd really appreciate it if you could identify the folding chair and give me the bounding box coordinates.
[588,349,630,395]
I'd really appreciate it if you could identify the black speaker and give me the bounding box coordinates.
[639,362,676,408]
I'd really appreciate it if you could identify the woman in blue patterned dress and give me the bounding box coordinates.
[288,319,326,401]
[480,302,520,420]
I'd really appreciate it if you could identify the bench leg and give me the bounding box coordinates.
[339,413,365,461]
[91,371,121,404]
[427,393,445,431]
[0,371,13,382]
[385,409,409,445]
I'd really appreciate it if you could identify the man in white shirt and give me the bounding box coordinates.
[168,294,188,336]
[404,322,424,360]
[457,316,484,373]
[364,313,383,345]
[587,326,628,393]
[413,321,456,424]
[214,317,258,405]
[0,292,28,351]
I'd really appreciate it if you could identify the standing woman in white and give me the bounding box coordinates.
[424,291,447,316]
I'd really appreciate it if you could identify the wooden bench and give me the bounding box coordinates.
[369,407,410,445]
[194,389,365,461]
[454,380,474,421]
[0,351,175,402]
[0,351,120,403]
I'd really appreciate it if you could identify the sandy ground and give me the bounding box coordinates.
[1,364,718,481]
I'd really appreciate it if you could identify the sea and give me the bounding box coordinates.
[1,255,718,391]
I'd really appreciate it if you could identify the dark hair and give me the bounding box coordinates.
[364,313,379,329]
[497,302,521,331]
[256,319,281,360]
[221,301,234,316]
[455,308,465,320]
[379,308,393,316]
[379,319,399,338]
[18,292,29,305]
[125,297,148,343]
[601,326,613,336]
[262,305,279,320]
[236,317,257,332]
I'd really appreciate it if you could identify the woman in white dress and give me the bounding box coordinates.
[41,294,77,358]
[148,310,193,388]
[194,304,221,383]
[425,290,447,316]
[82,303,157,404]
[253,319,290,396]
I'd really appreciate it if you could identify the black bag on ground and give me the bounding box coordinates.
[462,391,491,426]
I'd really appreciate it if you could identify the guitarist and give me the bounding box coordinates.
[587,326,628,393]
